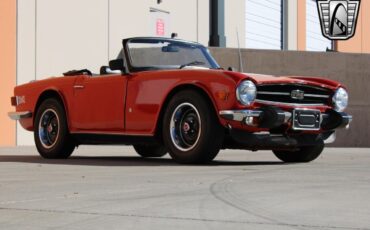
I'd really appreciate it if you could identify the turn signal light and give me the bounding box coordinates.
[10,96,26,106]
[11,97,17,106]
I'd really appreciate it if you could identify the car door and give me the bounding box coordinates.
[70,74,127,132]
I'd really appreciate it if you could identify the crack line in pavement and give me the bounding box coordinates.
[1,206,369,230]
[209,167,308,230]
[208,166,370,230]
[0,206,369,230]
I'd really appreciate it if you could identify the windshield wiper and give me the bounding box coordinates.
[179,61,205,69]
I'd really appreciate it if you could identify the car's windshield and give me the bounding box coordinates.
[126,38,220,70]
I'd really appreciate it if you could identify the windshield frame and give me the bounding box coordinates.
[122,37,220,73]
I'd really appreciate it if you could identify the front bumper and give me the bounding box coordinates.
[8,111,32,120]
[220,107,352,131]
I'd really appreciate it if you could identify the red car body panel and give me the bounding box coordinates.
[14,68,342,136]
[124,69,237,134]
[70,75,127,132]
[15,76,77,131]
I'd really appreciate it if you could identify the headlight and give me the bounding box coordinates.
[236,80,257,106]
[332,87,348,112]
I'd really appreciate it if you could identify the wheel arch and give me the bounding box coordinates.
[34,89,70,128]
[154,83,221,139]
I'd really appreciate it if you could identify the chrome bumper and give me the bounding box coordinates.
[219,109,352,130]
[8,111,32,120]
[219,109,291,127]
[219,110,263,122]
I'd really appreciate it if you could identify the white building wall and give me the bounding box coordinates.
[17,0,36,145]
[37,0,109,77]
[286,0,298,50]
[197,0,210,46]
[154,0,198,42]
[109,0,210,58]
[109,0,151,59]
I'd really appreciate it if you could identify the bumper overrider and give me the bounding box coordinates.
[219,107,352,149]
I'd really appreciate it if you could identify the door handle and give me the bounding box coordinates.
[73,85,85,89]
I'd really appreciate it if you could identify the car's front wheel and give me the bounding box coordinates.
[273,142,324,163]
[162,90,224,164]
[34,98,75,159]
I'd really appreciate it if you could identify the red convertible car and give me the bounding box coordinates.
[9,37,352,164]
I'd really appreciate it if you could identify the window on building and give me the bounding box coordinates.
[245,0,283,50]
[306,0,332,51]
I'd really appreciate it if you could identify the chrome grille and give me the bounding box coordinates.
[256,84,333,106]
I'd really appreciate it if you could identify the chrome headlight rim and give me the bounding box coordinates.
[332,87,348,112]
[236,80,257,106]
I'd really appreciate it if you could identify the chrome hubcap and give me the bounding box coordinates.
[38,109,60,149]
[170,103,201,151]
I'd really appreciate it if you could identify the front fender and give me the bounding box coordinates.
[124,70,237,134]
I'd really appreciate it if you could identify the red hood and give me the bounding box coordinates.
[224,71,342,90]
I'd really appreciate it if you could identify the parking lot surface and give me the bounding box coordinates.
[0,146,369,230]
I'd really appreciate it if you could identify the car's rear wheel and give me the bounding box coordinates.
[162,90,224,164]
[34,98,75,159]
[273,142,324,163]
[133,144,167,158]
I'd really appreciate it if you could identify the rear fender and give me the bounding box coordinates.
[33,88,70,130]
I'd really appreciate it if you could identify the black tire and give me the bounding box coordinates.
[273,142,324,163]
[34,98,75,159]
[162,90,224,164]
[133,144,167,158]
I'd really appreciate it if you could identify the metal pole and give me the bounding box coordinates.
[209,0,226,47]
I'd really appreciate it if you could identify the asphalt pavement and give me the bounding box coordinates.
[0,146,369,230]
